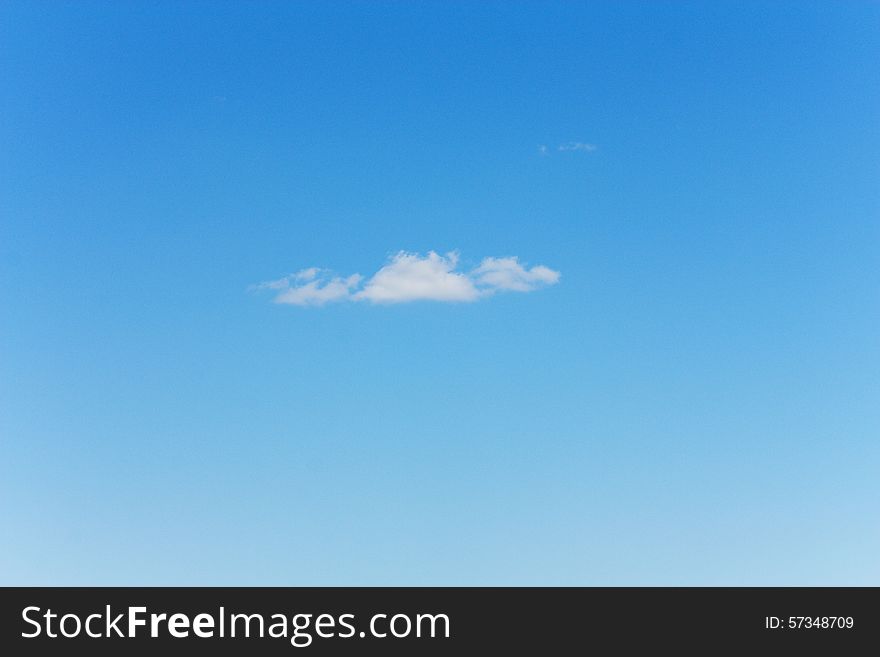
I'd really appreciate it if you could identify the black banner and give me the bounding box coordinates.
[1,587,876,654]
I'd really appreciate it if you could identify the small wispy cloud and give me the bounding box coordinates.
[557,141,597,153]
[253,251,560,307]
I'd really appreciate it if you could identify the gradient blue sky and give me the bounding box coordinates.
[1,1,878,585]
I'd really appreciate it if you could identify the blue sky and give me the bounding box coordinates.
[1,1,878,585]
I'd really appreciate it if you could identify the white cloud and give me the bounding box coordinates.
[294,267,320,282]
[353,252,479,303]
[473,257,561,293]
[254,251,560,306]
[557,141,597,152]
[256,269,362,306]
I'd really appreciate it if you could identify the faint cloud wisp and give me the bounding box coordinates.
[557,141,597,153]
